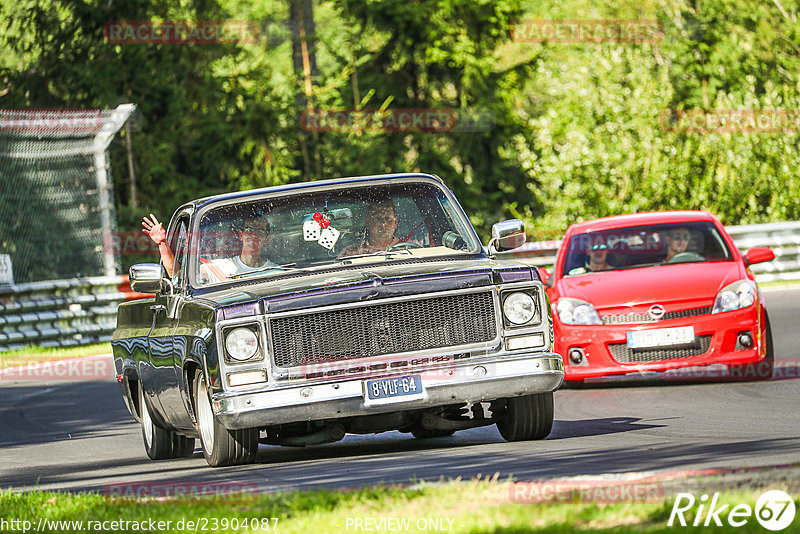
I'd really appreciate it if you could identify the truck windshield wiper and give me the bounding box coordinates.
[230,263,314,279]
[337,249,413,263]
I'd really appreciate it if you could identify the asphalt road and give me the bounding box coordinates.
[1,287,799,494]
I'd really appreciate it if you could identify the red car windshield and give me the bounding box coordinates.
[562,221,734,277]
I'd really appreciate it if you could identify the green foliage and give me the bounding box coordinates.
[513,0,800,233]
[0,0,297,217]
[2,0,800,258]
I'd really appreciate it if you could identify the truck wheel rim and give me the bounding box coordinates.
[197,379,215,452]
[140,387,153,447]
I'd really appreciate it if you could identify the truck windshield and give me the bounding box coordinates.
[193,181,480,286]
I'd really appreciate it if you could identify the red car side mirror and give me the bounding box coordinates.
[537,267,554,288]
[743,247,775,266]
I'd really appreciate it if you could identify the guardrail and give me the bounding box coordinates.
[726,221,800,282]
[0,276,147,353]
[1,221,798,353]
[504,221,800,283]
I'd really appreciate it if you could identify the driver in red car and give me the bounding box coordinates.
[339,199,404,256]
[664,227,691,262]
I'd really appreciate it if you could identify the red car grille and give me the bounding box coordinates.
[601,306,712,325]
[608,334,713,363]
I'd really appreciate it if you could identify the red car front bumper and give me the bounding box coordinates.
[555,304,769,381]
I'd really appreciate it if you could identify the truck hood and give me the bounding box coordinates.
[197,258,537,319]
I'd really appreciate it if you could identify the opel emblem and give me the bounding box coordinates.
[648,304,666,320]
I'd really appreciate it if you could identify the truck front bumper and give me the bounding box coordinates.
[212,353,564,430]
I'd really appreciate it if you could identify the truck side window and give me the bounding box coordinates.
[168,218,189,290]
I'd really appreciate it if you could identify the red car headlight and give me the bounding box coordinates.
[556,298,602,325]
[712,280,755,314]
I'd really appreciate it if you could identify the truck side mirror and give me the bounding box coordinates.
[129,263,171,294]
[489,219,526,254]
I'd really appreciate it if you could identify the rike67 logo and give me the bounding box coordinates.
[669,490,796,531]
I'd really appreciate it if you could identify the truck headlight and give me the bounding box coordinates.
[556,298,602,325]
[712,280,755,314]
[503,292,537,325]
[225,327,260,362]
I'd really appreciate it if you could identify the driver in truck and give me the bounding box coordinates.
[339,199,403,256]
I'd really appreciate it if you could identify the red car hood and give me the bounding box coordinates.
[554,261,745,313]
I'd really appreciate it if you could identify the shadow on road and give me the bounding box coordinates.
[2,378,799,494]
[0,382,131,449]
[549,417,667,439]
[5,433,798,494]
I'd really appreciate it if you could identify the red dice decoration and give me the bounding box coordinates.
[313,211,331,228]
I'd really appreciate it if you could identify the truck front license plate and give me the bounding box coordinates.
[364,375,425,406]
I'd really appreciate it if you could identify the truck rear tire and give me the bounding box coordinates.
[140,384,195,459]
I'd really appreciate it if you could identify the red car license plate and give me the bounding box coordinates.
[627,326,695,349]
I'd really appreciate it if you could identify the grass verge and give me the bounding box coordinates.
[0,343,111,370]
[1,477,797,533]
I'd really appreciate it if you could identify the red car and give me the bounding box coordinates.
[541,211,775,384]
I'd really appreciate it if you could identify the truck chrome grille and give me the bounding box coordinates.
[269,292,497,368]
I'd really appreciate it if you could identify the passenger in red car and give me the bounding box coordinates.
[568,242,613,275]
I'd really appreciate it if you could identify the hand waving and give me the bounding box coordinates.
[142,214,166,245]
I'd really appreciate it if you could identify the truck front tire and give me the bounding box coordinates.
[193,370,258,467]
[496,392,554,441]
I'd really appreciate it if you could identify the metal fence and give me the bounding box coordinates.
[504,221,800,283]
[0,104,135,283]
